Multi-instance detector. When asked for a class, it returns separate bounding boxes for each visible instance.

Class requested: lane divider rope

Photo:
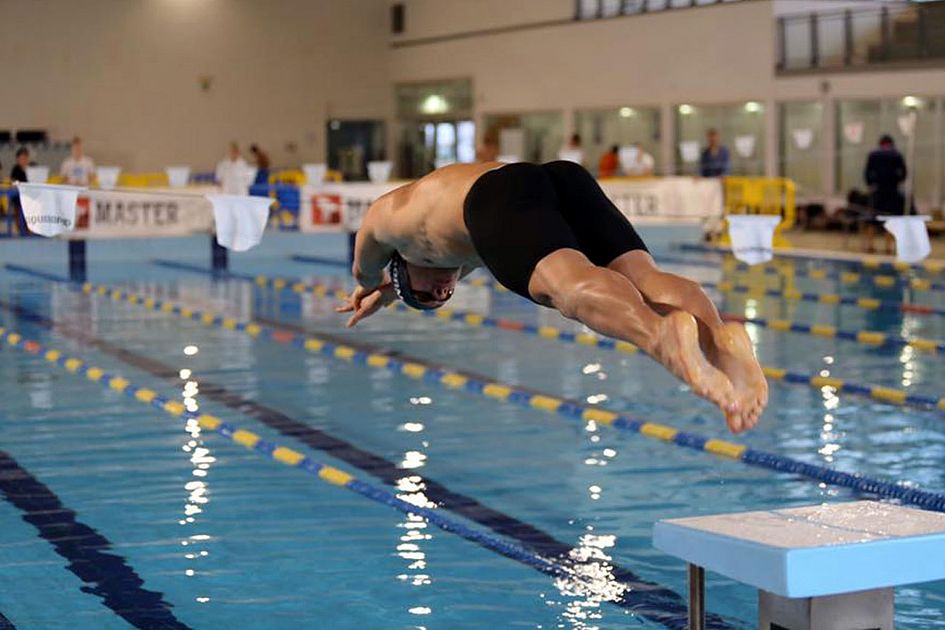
[0,327,580,582]
[284,254,945,317]
[706,279,945,318]
[660,254,945,293]
[247,274,945,411]
[676,242,945,275]
[75,281,945,513]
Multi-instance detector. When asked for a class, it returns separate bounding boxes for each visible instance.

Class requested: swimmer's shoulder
[369,161,506,223]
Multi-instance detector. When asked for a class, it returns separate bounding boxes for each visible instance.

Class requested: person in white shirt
[620,142,655,177]
[557,133,585,165]
[215,142,254,195]
[59,137,96,185]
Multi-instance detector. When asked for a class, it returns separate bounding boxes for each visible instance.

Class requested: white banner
[598,177,723,222]
[299,177,721,234]
[74,187,215,238]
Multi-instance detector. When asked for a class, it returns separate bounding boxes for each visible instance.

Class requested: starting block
[654,501,945,629]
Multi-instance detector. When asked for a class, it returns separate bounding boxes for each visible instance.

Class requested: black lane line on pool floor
[0,287,736,629]
[0,449,188,629]
[0,612,15,629]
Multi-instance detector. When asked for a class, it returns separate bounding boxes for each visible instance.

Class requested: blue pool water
[0,241,944,628]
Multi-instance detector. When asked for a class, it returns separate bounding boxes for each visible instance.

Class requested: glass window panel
[483,112,565,164]
[435,122,457,167]
[816,12,846,68]
[578,0,599,19]
[396,80,472,120]
[574,107,661,176]
[674,102,765,176]
[601,0,622,17]
[779,101,824,196]
[457,121,476,163]
[836,97,939,209]
[783,16,813,70]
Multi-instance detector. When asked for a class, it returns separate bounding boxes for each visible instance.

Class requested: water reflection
[177,366,215,603]
[394,407,435,619]
[549,529,627,630]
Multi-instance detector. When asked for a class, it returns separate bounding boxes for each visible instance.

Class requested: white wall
[390,1,777,110]
[1,0,390,171]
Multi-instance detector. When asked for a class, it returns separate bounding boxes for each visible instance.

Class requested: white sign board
[299,182,403,232]
[299,177,720,234]
[73,187,215,238]
[597,177,723,223]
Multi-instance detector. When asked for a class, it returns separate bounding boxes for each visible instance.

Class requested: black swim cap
[388,251,441,310]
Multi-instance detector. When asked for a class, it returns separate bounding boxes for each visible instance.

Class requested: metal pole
[906,108,917,214]
[810,12,820,69]
[688,564,705,630]
[68,239,87,283]
[880,6,890,61]
[211,234,228,273]
[843,9,853,66]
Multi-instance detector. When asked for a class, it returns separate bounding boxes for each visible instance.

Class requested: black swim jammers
[462,160,648,301]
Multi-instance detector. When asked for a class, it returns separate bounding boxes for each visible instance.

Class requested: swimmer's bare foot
[651,311,738,418]
[706,322,768,433]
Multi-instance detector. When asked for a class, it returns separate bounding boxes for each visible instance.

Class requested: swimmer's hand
[336,283,397,327]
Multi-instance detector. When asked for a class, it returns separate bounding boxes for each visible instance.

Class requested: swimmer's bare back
[358,162,503,277]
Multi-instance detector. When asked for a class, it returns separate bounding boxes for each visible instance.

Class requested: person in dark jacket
[863,134,907,254]
[10,147,29,183]
[8,148,31,236]
[699,129,730,177]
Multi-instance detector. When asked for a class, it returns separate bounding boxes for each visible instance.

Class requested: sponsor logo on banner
[343,198,372,231]
[76,197,91,229]
[93,198,181,227]
[71,191,212,237]
[310,194,342,225]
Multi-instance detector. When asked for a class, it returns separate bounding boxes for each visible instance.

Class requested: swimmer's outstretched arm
[351,211,395,289]
[338,202,399,326]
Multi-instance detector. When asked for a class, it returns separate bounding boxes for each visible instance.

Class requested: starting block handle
[689,563,705,630]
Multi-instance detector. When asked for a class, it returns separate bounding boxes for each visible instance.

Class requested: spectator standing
[249,144,271,185]
[862,134,907,254]
[699,128,730,177]
[621,142,655,176]
[60,137,96,185]
[215,142,252,194]
[598,145,620,178]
